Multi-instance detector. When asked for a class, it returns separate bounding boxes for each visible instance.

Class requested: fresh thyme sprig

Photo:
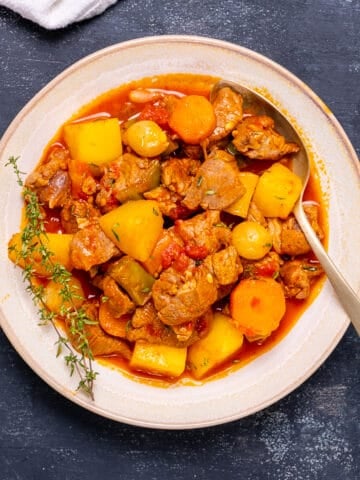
[6,156,98,400]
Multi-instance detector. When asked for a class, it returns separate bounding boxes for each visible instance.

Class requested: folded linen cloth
[0,0,119,29]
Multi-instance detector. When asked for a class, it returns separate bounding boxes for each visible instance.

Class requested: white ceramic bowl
[0,35,359,429]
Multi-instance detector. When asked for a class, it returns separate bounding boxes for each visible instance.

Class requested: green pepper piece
[108,255,155,306]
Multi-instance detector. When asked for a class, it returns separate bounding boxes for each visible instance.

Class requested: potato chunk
[63,118,122,166]
[187,312,244,379]
[99,200,163,262]
[225,171,259,217]
[252,163,302,218]
[130,341,187,377]
[8,232,73,276]
[43,277,84,314]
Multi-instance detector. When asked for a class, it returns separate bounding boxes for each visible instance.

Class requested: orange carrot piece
[168,95,216,144]
[230,277,286,341]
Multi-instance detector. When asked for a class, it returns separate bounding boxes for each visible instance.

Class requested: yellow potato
[252,162,302,218]
[43,277,84,314]
[63,118,122,166]
[225,172,259,217]
[99,199,163,262]
[130,341,187,377]
[187,312,244,379]
[231,221,272,260]
[8,232,73,276]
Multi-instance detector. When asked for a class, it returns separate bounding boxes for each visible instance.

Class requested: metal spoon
[211,80,360,335]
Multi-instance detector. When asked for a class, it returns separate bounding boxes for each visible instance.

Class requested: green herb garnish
[6,156,98,400]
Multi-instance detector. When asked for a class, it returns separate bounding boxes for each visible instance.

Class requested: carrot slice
[168,95,216,144]
[230,277,286,341]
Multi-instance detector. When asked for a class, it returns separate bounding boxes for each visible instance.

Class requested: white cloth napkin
[0,0,119,29]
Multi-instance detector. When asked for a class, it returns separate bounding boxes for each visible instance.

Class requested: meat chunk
[126,301,209,347]
[208,87,243,143]
[242,251,282,278]
[70,223,119,271]
[182,144,204,160]
[205,246,243,285]
[268,204,324,256]
[142,227,184,277]
[67,302,131,359]
[84,322,131,359]
[26,146,69,188]
[94,275,135,318]
[152,263,218,325]
[303,204,324,240]
[144,186,191,220]
[247,200,267,226]
[280,218,311,256]
[183,151,245,210]
[112,153,161,203]
[161,158,201,196]
[232,115,300,160]
[26,146,71,209]
[96,153,160,207]
[61,199,100,233]
[280,259,323,299]
[175,210,231,254]
[36,171,71,209]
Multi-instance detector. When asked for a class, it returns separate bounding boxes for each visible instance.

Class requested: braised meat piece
[280,259,323,299]
[247,200,267,226]
[279,217,310,256]
[142,226,184,277]
[67,302,131,359]
[112,153,161,203]
[144,186,191,220]
[268,204,324,256]
[208,87,243,143]
[94,275,135,318]
[232,115,300,160]
[70,223,119,271]
[182,144,204,159]
[26,147,71,209]
[205,246,243,285]
[161,158,201,196]
[61,199,100,233]
[183,151,245,210]
[242,251,282,279]
[303,204,324,240]
[84,321,131,359]
[96,153,160,207]
[152,263,218,325]
[126,301,210,347]
[26,146,69,188]
[37,171,71,209]
[175,210,231,254]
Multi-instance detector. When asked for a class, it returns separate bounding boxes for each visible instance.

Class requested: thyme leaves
[6,156,97,400]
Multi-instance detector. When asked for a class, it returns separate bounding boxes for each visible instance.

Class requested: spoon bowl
[211,80,360,335]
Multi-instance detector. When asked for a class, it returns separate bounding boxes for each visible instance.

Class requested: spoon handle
[294,206,360,336]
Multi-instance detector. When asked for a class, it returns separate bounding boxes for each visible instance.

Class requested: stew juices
[8,74,326,387]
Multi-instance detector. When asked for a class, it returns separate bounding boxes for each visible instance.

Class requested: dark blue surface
[0,1,359,479]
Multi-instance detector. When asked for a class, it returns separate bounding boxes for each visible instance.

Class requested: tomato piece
[161,242,183,270]
[139,104,170,127]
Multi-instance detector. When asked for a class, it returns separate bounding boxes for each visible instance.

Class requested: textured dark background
[0,1,359,479]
